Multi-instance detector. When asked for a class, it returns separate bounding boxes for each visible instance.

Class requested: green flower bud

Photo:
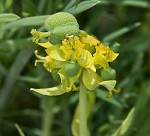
[101,67,116,80]
[45,12,80,42]
[45,12,79,30]
[53,25,80,40]
[65,61,80,77]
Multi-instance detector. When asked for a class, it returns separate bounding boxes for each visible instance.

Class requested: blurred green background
[0,0,150,136]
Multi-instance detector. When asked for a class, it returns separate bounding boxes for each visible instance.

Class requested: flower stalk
[79,81,87,136]
[42,97,54,136]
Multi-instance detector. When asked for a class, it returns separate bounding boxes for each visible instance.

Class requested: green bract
[65,61,80,77]
[101,67,116,80]
[45,12,80,41]
[51,69,61,83]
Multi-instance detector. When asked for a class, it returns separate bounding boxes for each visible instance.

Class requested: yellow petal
[77,49,94,68]
[73,36,85,49]
[94,53,109,69]
[46,45,66,61]
[43,57,65,71]
[59,45,72,59]
[96,44,119,62]
[80,35,100,46]
[38,42,53,48]
[74,48,84,60]
[106,51,119,62]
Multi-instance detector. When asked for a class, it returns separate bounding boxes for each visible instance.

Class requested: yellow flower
[76,49,94,69]
[60,38,72,59]
[94,43,119,69]
[80,34,100,46]
[30,30,119,97]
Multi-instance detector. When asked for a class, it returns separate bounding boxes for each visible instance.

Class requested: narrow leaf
[15,124,26,136]
[0,15,50,31]
[112,108,135,136]
[65,0,100,15]
[103,22,141,42]
[100,0,150,9]
[0,47,34,111]
[0,13,20,22]
[63,0,77,11]
[121,0,150,8]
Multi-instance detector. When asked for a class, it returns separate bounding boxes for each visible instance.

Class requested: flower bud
[65,61,80,77]
[52,25,80,40]
[45,12,80,41]
[101,67,116,80]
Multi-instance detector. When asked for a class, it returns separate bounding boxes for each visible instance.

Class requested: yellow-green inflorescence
[30,12,120,97]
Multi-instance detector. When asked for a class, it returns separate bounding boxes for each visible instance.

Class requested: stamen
[35,60,46,66]
[106,91,112,98]
[113,88,121,93]
[34,50,47,60]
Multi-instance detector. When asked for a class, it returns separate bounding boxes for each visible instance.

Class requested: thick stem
[42,97,54,136]
[79,81,87,136]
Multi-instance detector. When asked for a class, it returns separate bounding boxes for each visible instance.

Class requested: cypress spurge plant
[30,12,119,136]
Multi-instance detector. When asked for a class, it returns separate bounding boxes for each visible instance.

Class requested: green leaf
[15,124,26,136]
[103,22,141,42]
[100,0,150,9]
[112,108,135,136]
[30,86,66,96]
[0,39,34,51]
[0,63,7,76]
[18,75,41,83]
[65,0,100,15]
[121,0,150,8]
[0,15,49,31]
[5,0,12,9]
[125,80,150,136]
[0,46,34,111]
[120,35,150,53]
[63,0,77,11]
[0,13,20,22]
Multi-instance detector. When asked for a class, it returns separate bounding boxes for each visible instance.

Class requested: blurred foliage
[0,0,150,136]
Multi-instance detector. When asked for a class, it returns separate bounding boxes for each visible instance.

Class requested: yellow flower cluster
[30,30,119,97]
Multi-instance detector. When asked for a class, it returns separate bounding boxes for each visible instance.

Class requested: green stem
[31,29,51,43]
[40,31,51,38]
[79,81,87,136]
[42,97,54,136]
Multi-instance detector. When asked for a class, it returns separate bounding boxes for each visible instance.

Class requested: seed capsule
[101,67,116,80]
[65,61,80,77]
